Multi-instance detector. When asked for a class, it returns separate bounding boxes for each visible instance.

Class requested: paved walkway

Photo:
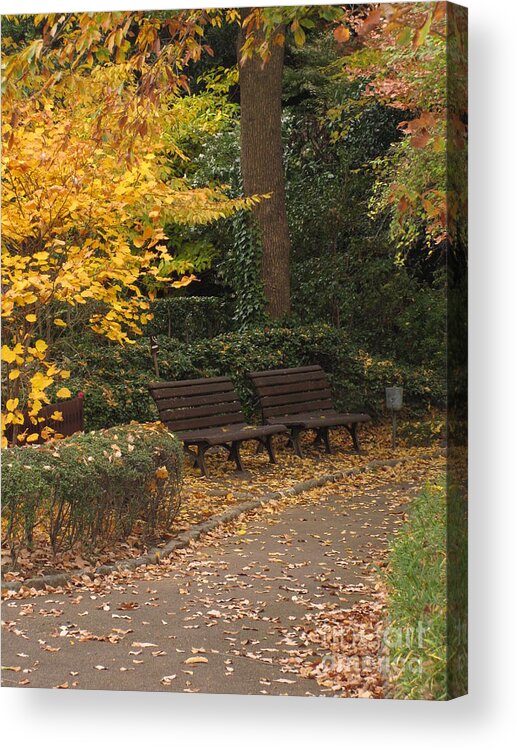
[2,479,415,696]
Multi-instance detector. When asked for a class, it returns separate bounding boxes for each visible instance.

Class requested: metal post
[392,410,397,450]
[386,386,403,451]
[149,336,160,379]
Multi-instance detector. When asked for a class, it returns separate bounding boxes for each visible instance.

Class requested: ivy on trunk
[238,13,291,319]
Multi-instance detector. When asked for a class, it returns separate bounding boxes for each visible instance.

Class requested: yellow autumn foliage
[1,53,258,445]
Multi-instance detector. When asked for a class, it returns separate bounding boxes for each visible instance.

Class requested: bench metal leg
[229,441,244,472]
[346,423,361,452]
[288,428,304,458]
[196,445,209,476]
[184,444,209,476]
[184,445,198,467]
[313,427,332,453]
[264,435,277,464]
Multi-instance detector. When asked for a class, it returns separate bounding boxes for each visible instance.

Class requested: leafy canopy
[1,15,260,445]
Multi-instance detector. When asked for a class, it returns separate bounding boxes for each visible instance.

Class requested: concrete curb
[1,450,444,593]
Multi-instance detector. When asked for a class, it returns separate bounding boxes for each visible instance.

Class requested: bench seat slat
[267,412,371,427]
[174,423,286,445]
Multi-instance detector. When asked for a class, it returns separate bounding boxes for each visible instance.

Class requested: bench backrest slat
[148,377,246,433]
[249,366,335,420]
[155,391,239,411]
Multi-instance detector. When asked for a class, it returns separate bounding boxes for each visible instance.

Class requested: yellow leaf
[9,369,20,380]
[6,398,19,412]
[56,387,71,399]
[172,274,197,289]
[49,410,63,421]
[54,319,67,327]
[26,433,40,443]
[40,426,56,439]
[30,372,53,394]
[28,399,43,417]
[25,314,37,323]
[2,345,17,364]
[155,466,169,480]
[35,339,48,353]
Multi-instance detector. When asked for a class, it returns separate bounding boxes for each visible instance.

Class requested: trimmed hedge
[145,296,232,342]
[2,424,183,558]
[57,324,445,431]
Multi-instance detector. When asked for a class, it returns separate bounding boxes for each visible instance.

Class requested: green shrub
[2,424,183,558]
[145,296,232,342]
[57,324,445,431]
[292,254,446,372]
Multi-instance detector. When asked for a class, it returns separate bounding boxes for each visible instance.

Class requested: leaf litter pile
[2,445,444,698]
[2,422,442,582]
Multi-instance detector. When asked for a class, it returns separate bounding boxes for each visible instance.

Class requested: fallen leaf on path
[184,656,208,665]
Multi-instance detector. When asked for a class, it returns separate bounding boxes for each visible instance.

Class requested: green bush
[57,324,445,431]
[2,424,183,558]
[145,296,232,342]
[292,254,446,372]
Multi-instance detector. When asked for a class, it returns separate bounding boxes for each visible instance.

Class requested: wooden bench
[148,376,287,477]
[4,394,84,446]
[248,365,371,457]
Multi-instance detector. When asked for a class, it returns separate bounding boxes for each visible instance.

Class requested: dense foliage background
[2,6,457,439]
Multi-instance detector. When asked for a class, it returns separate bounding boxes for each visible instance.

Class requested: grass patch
[384,480,448,700]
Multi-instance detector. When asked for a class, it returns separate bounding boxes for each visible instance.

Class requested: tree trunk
[238,18,291,319]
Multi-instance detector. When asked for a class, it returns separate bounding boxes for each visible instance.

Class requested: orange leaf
[333,25,350,44]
